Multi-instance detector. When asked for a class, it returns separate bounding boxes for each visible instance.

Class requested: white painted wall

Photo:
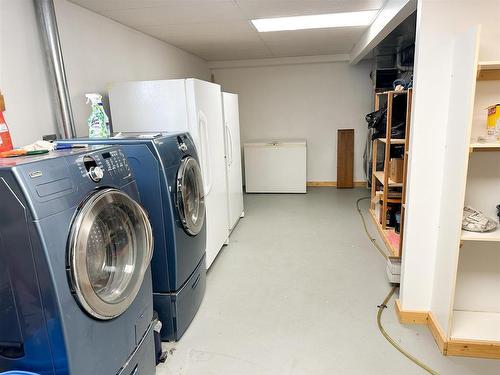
[54,0,209,136]
[211,59,372,182]
[0,0,209,146]
[400,0,500,316]
[0,0,57,146]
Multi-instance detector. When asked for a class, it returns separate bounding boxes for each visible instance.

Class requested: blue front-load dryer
[58,133,207,341]
[0,146,156,374]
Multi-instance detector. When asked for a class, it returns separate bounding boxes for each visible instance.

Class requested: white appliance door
[186,79,229,269]
[108,79,189,133]
[222,92,244,231]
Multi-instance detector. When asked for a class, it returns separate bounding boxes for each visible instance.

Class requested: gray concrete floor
[158,188,500,375]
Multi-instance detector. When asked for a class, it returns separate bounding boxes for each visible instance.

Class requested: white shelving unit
[428,26,500,358]
[451,311,500,342]
[461,228,500,241]
[469,142,500,151]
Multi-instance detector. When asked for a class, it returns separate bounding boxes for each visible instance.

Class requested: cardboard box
[390,158,404,183]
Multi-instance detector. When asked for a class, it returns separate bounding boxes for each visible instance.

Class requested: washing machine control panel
[101,149,130,176]
[78,149,130,182]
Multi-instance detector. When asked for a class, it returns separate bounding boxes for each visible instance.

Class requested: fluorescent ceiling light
[251,10,379,32]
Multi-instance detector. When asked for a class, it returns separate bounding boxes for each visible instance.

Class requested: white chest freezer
[244,139,307,193]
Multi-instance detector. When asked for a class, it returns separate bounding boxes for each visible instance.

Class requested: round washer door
[68,188,153,320]
[176,156,205,236]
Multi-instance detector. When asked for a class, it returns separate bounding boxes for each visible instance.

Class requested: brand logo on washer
[29,171,43,178]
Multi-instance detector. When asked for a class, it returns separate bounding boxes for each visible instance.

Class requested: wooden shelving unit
[451,59,500,355]
[469,142,500,152]
[403,30,500,358]
[369,89,413,258]
[377,138,406,145]
[395,30,500,362]
[368,209,400,257]
[373,171,403,187]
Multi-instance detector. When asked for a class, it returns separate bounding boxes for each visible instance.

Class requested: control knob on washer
[88,166,104,182]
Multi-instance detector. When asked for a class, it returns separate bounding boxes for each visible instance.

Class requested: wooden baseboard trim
[306,181,367,187]
[447,339,500,359]
[395,303,500,359]
[395,300,428,325]
[427,312,448,354]
[395,303,447,354]
[307,181,336,187]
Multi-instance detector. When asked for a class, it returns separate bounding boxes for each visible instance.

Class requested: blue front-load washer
[0,146,156,374]
[58,133,207,341]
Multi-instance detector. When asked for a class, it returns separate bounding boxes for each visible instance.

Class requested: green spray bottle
[86,93,110,138]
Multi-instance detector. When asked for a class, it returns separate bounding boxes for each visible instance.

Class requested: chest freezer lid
[244,139,307,147]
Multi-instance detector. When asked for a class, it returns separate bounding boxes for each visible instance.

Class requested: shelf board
[377,138,406,145]
[376,90,408,96]
[477,61,500,81]
[469,142,500,152]
[478,61,500,70]
[373,171,403,187]
[451,310,500,342]
[461,227,500,242]
[368,209,400,258]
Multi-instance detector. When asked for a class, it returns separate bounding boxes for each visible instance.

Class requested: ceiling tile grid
[70,0,384,61]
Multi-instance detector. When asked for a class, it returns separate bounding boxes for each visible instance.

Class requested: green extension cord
[356,197,440,375]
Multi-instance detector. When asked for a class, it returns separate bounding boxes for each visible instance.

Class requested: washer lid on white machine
[68,188,153,320]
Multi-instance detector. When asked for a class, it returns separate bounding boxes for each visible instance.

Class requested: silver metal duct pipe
[34,0,76,138]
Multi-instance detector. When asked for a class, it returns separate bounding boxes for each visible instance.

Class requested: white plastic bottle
[86,93,110,138]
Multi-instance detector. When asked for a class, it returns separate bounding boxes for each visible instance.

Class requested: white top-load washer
[109,78,229,269]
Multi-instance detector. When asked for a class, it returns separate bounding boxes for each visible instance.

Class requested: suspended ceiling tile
[176,40,275,61]
[140,20,256,40]
[70,0,229,12]
[234,0,385,19]
[99,1,244,28]
[261,27,366,56]
[68,0,385,61]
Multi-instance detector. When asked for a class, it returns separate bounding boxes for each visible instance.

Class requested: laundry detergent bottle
[86,93,110,138]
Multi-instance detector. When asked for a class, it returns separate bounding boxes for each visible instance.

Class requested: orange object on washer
[0,98,14,153]
[0,149,26,158]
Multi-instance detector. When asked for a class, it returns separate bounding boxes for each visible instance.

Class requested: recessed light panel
[251,11,379,32]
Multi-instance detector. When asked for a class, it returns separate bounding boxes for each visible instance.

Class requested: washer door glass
[176,156,205,236]
[68,188,153,320]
